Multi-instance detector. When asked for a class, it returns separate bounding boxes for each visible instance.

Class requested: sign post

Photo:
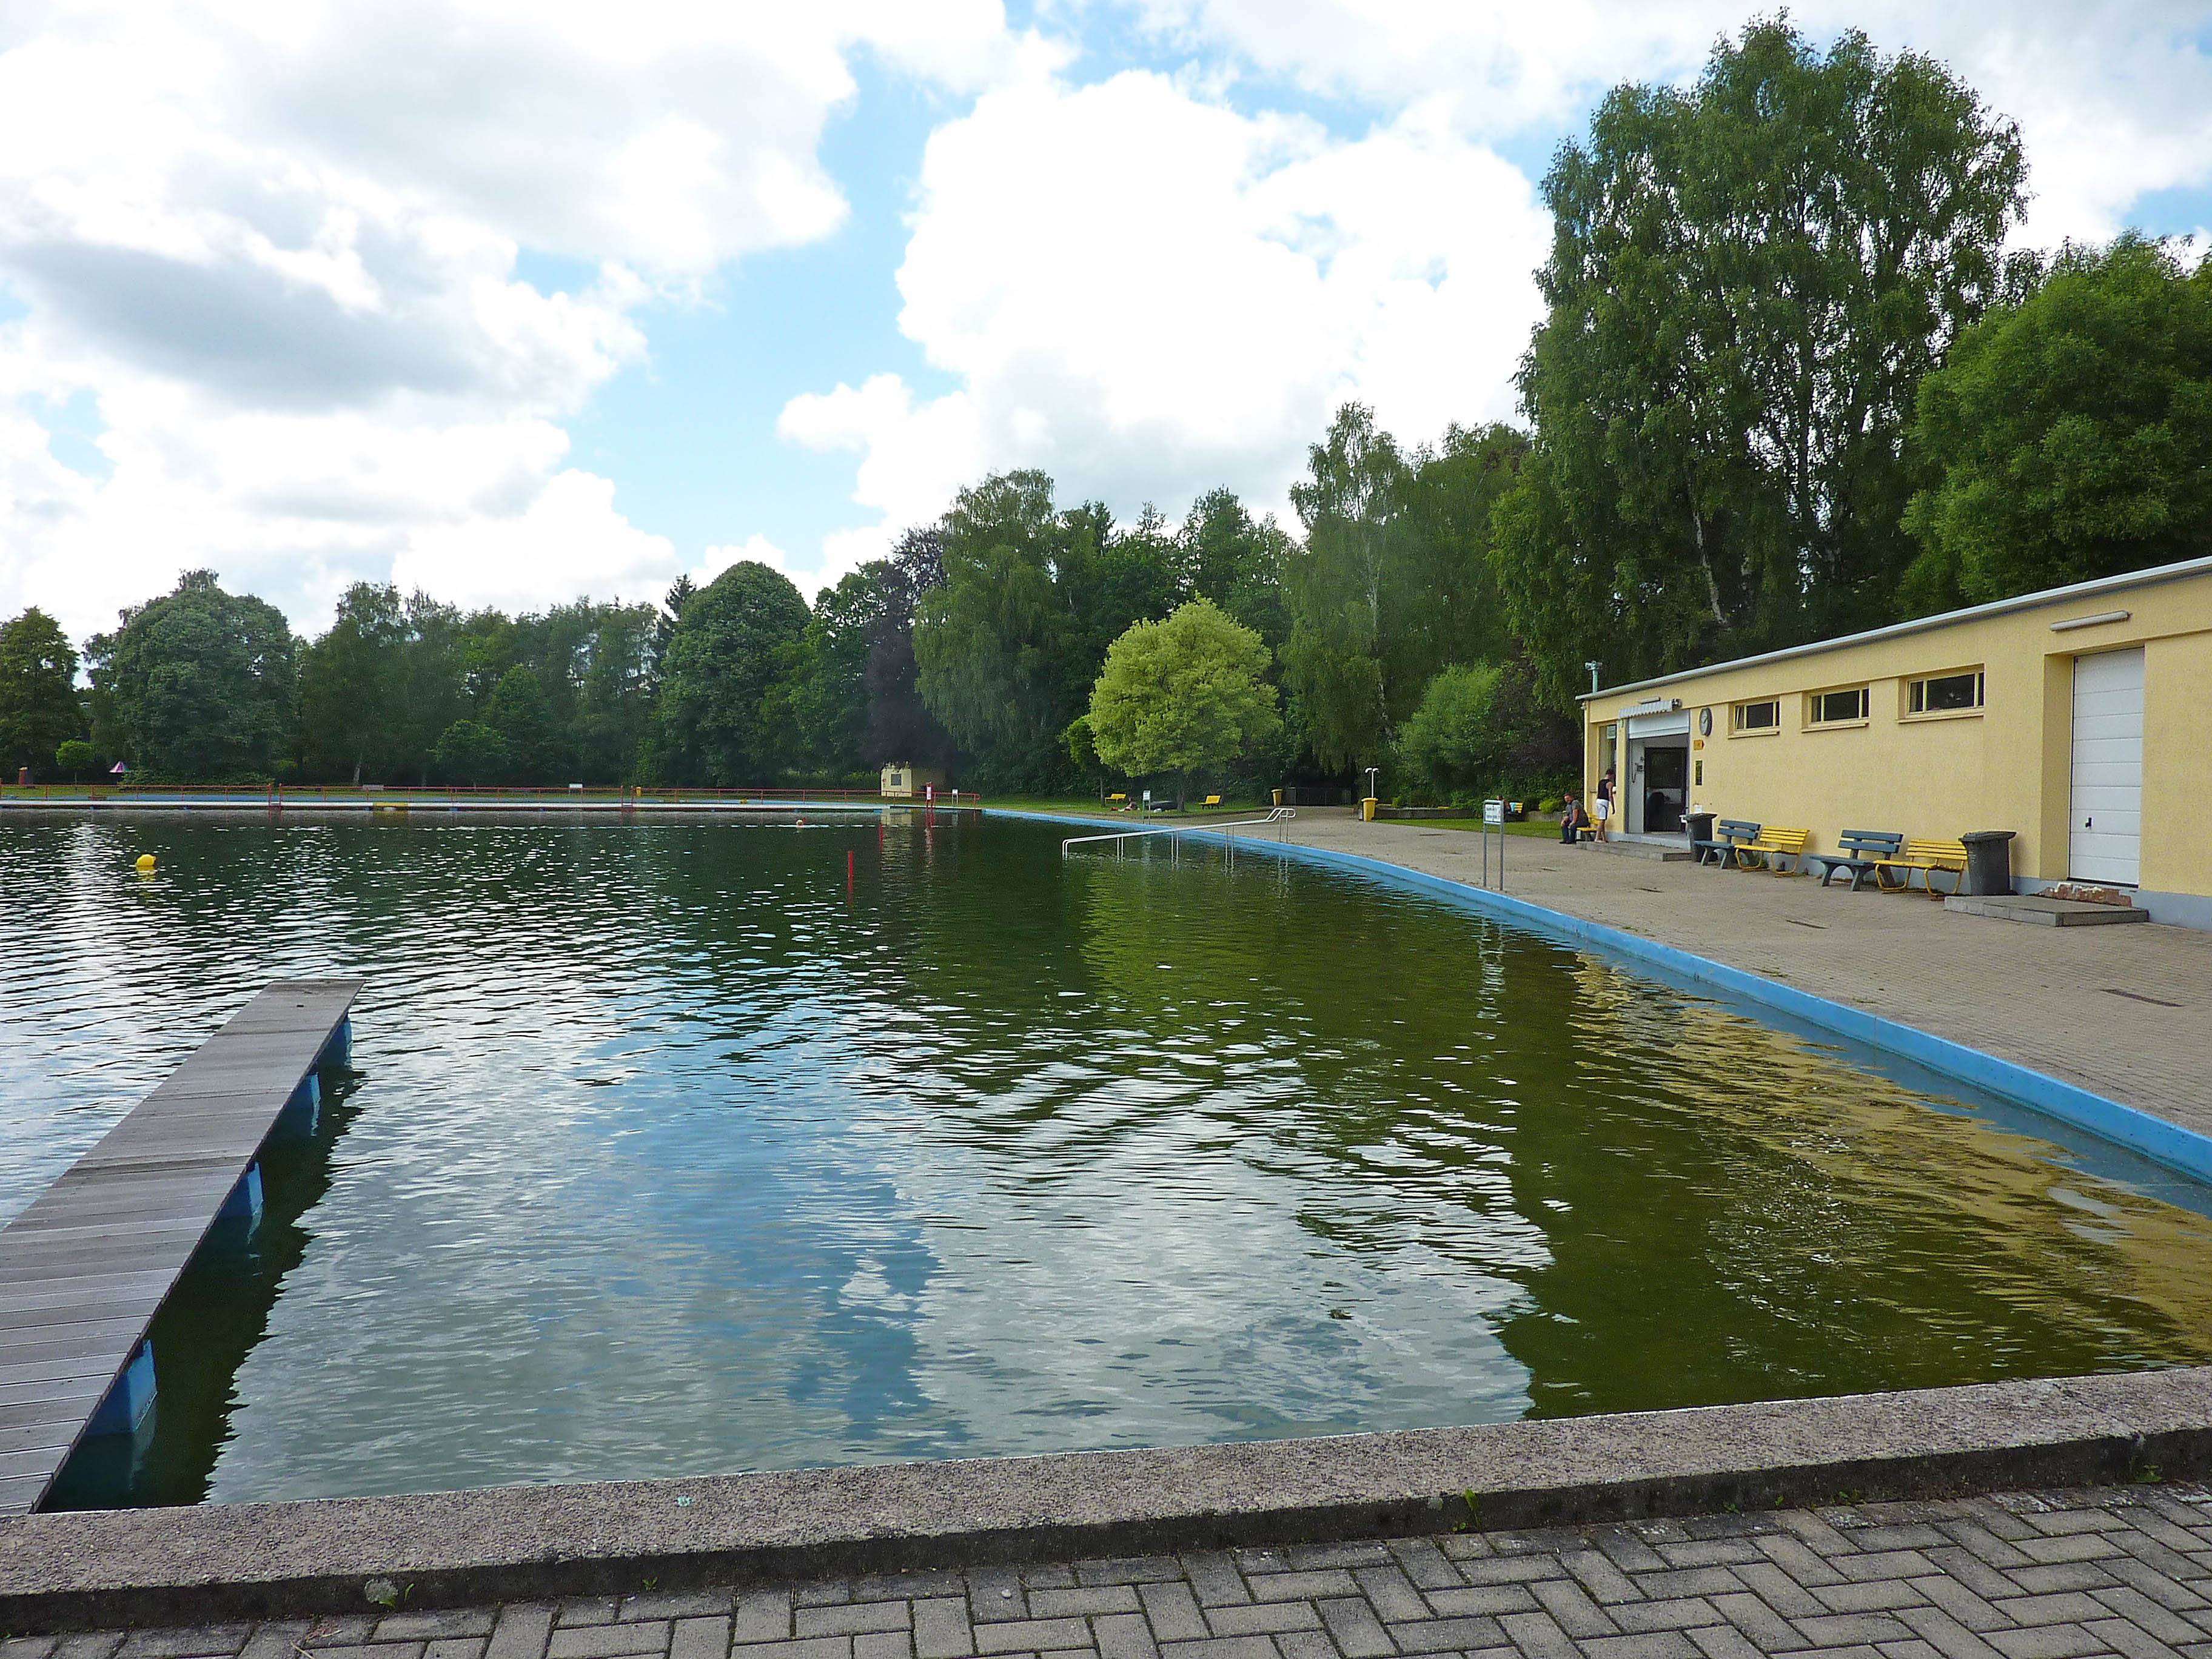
[1484,798,1506,891]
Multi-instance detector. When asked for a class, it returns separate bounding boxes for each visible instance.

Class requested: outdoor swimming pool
[7,813,2212,1509]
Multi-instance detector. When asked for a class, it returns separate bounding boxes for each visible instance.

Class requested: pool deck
[1266,816,2212,1147]
[11,1476,2212,1659]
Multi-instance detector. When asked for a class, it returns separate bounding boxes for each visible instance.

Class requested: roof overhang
[1577,554,2212,705]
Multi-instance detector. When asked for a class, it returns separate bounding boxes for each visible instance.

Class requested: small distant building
[880,763,947,798]
[1579,554,2212,926]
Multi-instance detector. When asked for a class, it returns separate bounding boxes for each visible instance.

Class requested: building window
[1908,669,1984,714]
[1808,687,1870,726]
[1732,699,1780,733]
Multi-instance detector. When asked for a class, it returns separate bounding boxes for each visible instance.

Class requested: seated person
[1559,794,1589,843]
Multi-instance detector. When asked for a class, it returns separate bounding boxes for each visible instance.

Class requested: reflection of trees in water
[1067,848,1549,1282]
[45,1072,369,1510]
[1492,957,2212,1417]
[27,815,2212,1492]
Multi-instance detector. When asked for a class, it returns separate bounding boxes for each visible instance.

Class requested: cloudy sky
[2,1,2210,645]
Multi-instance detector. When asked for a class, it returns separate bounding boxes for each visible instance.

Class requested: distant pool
[6,813,2212,1509]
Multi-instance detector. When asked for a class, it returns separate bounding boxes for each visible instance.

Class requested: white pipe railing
[1062,807,1296,861]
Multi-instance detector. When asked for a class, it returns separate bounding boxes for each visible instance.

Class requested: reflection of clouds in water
[817,858,1543,1449]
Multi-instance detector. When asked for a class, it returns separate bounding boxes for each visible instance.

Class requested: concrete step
[1592,839,1695,863]
[1944,894,2148,927]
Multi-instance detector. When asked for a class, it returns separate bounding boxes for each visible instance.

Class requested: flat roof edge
[1578,554,2212,703]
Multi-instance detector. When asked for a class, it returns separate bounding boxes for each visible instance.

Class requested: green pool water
[5,812,2210,1508]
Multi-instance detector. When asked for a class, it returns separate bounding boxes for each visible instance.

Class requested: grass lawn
[1412,817,1566,840]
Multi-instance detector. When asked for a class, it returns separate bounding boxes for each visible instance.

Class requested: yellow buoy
[134,853,156,873]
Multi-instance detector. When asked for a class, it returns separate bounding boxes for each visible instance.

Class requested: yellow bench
[1874,837,1967,897]
[1734,826,1810,875]
[1199,794,1222,809]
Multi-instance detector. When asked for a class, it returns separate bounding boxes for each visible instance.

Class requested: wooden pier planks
[0,979,363,1517]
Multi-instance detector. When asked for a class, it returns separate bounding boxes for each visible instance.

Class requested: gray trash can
[1686,810,1716,846]
[1960,830,2016,896]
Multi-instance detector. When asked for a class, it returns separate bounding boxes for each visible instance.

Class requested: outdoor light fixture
[2049,611,2131,632]
[1584,660,1601,693]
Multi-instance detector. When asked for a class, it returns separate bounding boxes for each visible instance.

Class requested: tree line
[5,21,2208,802]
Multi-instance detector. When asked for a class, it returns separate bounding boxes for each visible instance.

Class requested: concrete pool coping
[4,1367,2211,1632]
[992,808,2212,1185]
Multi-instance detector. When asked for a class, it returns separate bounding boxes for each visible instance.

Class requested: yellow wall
[1581,566,2212,895]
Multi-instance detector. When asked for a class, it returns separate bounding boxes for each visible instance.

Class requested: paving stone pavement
[16,1486,2212,1659]
[1278,818,2212,1141]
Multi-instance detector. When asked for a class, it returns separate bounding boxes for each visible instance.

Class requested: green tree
[431,720,510,785]
[0,607,83,776]
[1085,599,1281,799]
[85,571,297,777]
[788,565,890,778]
[484,666,558,782]
[1398,663,1509,800]
[860,529,957,771]
[1496,19,2028,705]
[1903,236,2212,608]
[655,560,811,784]
[298,582,407,784]
[1282,408,1524,774]
[56,738,94,779]
[914,472,1077,788]
[572,601,660,782]
[397,592,470,783]
[1177,488,1292,657]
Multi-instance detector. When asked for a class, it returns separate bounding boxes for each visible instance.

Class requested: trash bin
[1960,830,2016,896]
[1686,810,1716,847]
[1361,797,1378,822]
[1272,788,1283,807]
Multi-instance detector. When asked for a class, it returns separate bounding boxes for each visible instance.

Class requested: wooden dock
[0,979,363,1516]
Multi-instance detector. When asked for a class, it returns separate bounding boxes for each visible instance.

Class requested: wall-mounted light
[2049,610,2131,632]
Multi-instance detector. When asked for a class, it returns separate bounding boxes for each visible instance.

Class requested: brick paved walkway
[1279,819,2212,1142]
[17,1487,2212,1659]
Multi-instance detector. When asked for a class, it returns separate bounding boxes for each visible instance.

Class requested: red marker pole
[847,849,856,893]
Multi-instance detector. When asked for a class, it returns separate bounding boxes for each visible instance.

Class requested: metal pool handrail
[1062,808,1296,858]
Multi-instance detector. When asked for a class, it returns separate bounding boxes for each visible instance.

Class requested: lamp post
[1584,660,1602,695]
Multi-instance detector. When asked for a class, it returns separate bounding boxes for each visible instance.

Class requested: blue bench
[1808,829,1904,893]
[1693,818,1761,868]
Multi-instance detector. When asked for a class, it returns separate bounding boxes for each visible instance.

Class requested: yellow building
[1580,554,2212,927]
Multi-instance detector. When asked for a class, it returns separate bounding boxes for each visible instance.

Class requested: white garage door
[2070,647,2143,886]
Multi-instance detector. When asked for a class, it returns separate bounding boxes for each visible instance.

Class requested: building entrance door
[1635,741,1689,834]
[2070,646,2143,886]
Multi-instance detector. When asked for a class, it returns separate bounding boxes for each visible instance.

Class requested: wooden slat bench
[1736,826,1811,875]
[1692,819,1761,868]
[1808,830,1903,893]
[1875,837,1969,898]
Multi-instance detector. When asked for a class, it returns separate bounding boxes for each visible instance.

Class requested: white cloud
[392,468,677,615]
[1122,0,2212,246]
[786,4,2212,560]
[0,0,1021,642]
[783,67,1549,548]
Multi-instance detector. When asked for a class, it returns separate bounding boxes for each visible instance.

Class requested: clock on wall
[1698,707,1713,736]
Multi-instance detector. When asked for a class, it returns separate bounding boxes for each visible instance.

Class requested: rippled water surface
[7,813,2212,1508]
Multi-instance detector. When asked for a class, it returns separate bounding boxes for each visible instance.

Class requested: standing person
[1593,768,1615,841]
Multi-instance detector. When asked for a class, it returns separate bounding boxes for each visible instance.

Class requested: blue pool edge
[992,807,2212,1187]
